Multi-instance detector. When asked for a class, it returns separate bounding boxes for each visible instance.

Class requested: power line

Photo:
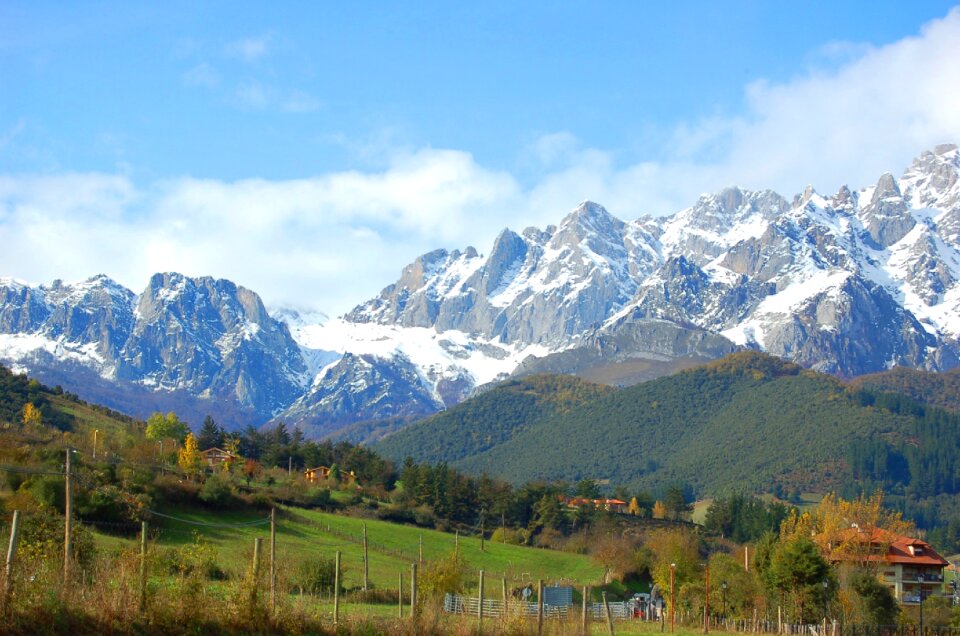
[144,509,270,528]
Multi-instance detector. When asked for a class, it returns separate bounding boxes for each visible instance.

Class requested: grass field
[89,503,606,593]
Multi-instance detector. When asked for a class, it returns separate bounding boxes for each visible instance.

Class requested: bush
[198,474,235,508]
[292,557,338,595]
[151,474,201,505]
[418,551,467,601]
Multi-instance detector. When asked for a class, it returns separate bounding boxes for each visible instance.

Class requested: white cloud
[2,9,960,316]
[224,34,271,62]
[182,62,220,88]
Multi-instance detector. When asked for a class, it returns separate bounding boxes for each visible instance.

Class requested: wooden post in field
[478,569,485,633]
[537,579,544,636]
[333,550,341,626]
[139,521,148,612]
[744,546,749,571]
[363,522,369,592]
[502,577,508,617]
[64,448,72,587]
[582,586,590,635]
[480,520,485,552]
[455,529,459,557]
[4,510,21,606]
[418,534,423,563]
[398,571,403,618]
[270,508,276,614]
[704,561,710,634]
[251,537,262,608]
[602,591,615,636]
[410,562,417,616]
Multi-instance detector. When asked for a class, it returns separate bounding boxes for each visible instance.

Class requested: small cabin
[200,447,238,467]
[304,466,358,484]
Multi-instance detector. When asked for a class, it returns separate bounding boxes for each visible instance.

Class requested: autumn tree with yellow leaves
[178,432,202,480]
[21,402,42,427]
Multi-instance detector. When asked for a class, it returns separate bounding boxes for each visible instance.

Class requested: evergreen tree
[196,415,224,450]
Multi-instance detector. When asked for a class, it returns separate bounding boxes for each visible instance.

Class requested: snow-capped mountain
[0,273,307,425]
[2,144,959,435]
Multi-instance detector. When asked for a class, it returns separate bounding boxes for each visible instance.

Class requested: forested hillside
[849,366,960,413]
[375,374,613,463]
[377,353,927,497]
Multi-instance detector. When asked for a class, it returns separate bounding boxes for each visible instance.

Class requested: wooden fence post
[537,579,544,636]
[602,591,615,636]
[502,577,508,618]
[4,510,21,607]
[411,562,418,619]
[138,521,148,612]
[478,569,484,633]
[334,550,341,627]
[398,571,403,618]
[270,508,276,614]
[250,537,262,609]
[582,585,589,635]
[363,522,369,592]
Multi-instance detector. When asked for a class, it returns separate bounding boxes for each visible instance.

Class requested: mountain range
[1,143,958,434]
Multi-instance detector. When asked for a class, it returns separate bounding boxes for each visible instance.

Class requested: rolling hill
[375,352,935,496]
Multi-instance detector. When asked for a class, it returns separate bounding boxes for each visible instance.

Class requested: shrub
[418,551,467,601]
[198,474,235,508]
[292,557,338,595]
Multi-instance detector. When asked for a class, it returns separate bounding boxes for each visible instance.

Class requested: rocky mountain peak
[872,172,902,203]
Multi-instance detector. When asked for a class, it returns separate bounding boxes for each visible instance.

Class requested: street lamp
[670,563,676,633]
[918,573,924,636]
[721,581,727,621]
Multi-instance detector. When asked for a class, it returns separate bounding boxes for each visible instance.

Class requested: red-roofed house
[830,527,948,604]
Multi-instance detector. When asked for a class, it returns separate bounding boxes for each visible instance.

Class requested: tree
[242,458,262,487]
[196,415,224,450]
[664,484,692,520]
[628,497,641,516]
[146,412,189,443]
[850,568,898,625]
[178,432,202,479]
[647,528,702,607]
[21,402,42,427]
[652,500,668,519]
[767,536,834,623]
[575,478,601,500]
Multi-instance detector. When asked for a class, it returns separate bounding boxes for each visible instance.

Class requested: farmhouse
[200,447,238,467]
[563,497,629,513]
[829,527,948,604]
[304,465,357,484]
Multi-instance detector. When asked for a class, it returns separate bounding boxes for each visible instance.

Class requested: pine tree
[196,415,224,450]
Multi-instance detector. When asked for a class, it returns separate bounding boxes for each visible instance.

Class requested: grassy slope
[101,505,604,590]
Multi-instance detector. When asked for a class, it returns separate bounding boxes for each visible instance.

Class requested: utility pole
[92,429,98,460]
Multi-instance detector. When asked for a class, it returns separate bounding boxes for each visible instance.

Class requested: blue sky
[2,2,960,314]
